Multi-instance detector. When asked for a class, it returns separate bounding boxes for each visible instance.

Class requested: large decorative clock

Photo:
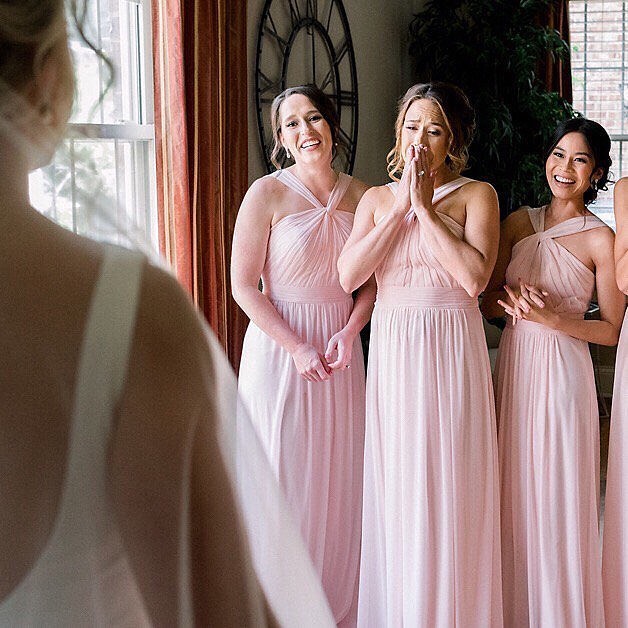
[255,0,359,174]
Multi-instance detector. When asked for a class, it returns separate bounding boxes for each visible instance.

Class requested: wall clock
[255,0,359,174]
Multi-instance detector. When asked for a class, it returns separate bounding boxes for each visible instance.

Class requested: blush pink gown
[602,308,628,626]
[496,206,605,628]
[357,178,503,627]
[238,169,365,627]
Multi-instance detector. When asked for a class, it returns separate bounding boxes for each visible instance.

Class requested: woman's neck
[433,166,458,189]
[546,195,588,223]
[0,149,32,226]
[290,161,338,192]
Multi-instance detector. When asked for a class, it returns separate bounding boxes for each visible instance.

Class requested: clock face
[255,0,358,174]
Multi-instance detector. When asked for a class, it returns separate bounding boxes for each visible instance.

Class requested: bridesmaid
[231,85,374,626]
[482,118,625,627]
[339,82,503,626]
[602,176,628,626]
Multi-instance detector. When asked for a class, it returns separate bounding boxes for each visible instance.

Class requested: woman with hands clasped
[338,83,503,626]
[481,118,624,627]
[232,85,374,626]
[602,176,628,627]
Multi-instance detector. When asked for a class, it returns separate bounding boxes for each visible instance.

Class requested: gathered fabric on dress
[357,178,503,627]
[238,169,365,626]
[602,308,628,626]
[496,206,605,628]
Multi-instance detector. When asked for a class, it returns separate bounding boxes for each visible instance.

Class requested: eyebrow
[405,119,444,127]
[283,109,320,120]
[554,144,592,157]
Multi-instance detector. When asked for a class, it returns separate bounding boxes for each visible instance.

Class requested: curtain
[540,0,573,102]
[152,0,249,370]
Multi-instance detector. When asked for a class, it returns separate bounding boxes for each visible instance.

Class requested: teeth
[301,140,319,149]
[555,175,575,184]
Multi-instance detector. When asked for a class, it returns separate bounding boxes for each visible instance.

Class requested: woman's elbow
[463,277,487,300]
[617,275,628,296]
[337,259,357,294]
[606,326,621,347]
[339,275,357,294]
[231,282,250,308]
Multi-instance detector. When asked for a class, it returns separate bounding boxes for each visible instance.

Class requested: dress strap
[272,169,349,210]
[432,176,473,205]
[326,172,352,212]
[541,213,607,239]
[58,246,145,537]
[525,206,545,233]
[385,176,473,205]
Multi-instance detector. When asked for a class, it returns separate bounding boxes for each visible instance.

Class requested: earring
[590,178,598,191]
[285,148,291,159]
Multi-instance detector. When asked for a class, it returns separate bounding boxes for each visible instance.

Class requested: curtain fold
[152,0,248,370]
[540,0,573,102]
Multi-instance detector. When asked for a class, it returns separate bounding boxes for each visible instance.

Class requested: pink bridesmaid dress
[602,308,628,626]
[496,206,605,627]
[238,169,365,626]
[357,178,503,627]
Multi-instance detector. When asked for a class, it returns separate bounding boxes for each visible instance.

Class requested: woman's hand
[324,327,356,371]
[410,144,435,216]
[291,342,332,382]
[499,282,553,327]
[394,145,415,215]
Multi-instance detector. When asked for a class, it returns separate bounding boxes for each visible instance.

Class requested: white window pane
[569,0,628,228]
[69,0,147,125]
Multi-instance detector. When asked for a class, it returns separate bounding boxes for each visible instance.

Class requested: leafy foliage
[408,0,576,214]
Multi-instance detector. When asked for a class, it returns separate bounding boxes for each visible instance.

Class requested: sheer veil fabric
[0,78,335,626]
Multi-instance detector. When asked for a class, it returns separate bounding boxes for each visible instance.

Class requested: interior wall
[247,0,427,187]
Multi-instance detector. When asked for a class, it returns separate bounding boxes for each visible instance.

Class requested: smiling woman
[231,85,374,625]
[481,117,625,626]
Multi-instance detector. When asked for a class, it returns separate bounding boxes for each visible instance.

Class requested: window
[29,0,158,249]
[570,0,628,229]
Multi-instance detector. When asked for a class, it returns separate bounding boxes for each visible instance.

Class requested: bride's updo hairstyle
[0,1,72,110]
[387,82,475,181]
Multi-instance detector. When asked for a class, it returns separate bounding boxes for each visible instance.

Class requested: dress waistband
[265,284,352,303]
[375,286,478,309]
[506,316,584,337]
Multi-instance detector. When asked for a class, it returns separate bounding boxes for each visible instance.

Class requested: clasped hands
[396,144,436,217]
[497,280,557,327]
[291,327,355,382]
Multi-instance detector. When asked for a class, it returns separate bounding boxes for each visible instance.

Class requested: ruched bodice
[375,178,471,290]
[506,206,605,317]
[496,205,606,627]
[263,170,354,295]
[358,176,503,626]
[238,167,365,625]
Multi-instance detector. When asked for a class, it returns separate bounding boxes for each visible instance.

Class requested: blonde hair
[387,82,475,181]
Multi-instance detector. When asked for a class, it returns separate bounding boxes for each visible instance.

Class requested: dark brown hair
[545,117,612,205]
[270,84,340,168]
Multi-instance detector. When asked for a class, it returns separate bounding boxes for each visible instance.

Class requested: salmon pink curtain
[152,0,248,369]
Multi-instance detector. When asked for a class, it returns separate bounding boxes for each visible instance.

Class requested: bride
[0,1,333,625]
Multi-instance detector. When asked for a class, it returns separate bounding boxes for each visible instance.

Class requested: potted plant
[408,0,575,214]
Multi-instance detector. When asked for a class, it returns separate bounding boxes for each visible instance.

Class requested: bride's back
[0,2,264,624]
